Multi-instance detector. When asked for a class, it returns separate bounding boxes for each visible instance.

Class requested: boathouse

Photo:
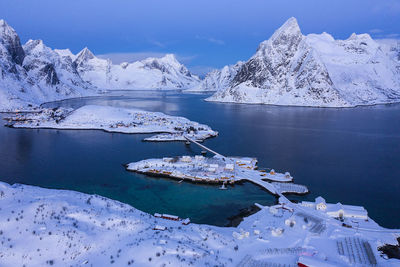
[161,214,180,221]
[154,225,166,231]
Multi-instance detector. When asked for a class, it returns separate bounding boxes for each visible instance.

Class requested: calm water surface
[1,91,399,228]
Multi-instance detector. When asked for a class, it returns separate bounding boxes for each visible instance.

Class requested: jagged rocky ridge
[0,20,200,111]
[207,17,400,107]
[0,20,96,111]
[74,49,199,90]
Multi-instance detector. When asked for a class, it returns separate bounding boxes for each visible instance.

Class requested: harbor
[126,137,308,196]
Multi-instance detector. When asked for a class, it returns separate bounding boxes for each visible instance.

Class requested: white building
[181,156,192,163]
[224,163,234,171]
[326,203,368,220]
[315,196,327,211]
[301,196,368,220]
[162,157,174,163]
[194,155,204,161]
[207,167,216,173]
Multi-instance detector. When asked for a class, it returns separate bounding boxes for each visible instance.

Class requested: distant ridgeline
[1,17,400,110]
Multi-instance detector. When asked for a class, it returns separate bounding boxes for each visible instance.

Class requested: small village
[126,136,309,197]
[125,154,308,194]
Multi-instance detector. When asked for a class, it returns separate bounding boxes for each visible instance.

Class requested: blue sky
[1,0,399,75]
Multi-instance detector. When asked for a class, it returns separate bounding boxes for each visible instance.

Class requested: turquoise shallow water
[1,91,399,228]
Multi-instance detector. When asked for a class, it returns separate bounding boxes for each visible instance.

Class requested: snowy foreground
[0,182,399,266]
[4,105,218,142]
[126,155,309,195]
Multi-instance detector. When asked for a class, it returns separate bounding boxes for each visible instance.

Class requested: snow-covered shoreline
[4,105,218,142]
[205,97,400,108]
[0,181,399,266]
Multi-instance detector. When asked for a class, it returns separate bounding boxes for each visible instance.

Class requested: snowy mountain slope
[0,19,200,111]
[23,40,93,97]
[207,17,400,107]
[75,50,200,90]
[185,61,243,92]
[0,20,97,111]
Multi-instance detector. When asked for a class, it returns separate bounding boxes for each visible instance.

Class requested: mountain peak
[270,17,302,41]
[347,33,373,41]
[23,39,47,54]
[0,19,25,65]
[162,54,177,61]
[76,47,95,61]
[0,19,7,27]
[255,17,303,57]
[159,54,182,66]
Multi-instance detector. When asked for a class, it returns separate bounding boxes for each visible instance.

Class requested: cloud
[195,35,225,45]
[97,52,197,65]
[382,33,400,39]
[371,33,400,39]
[369,29,383,34]
[148,40,166,48]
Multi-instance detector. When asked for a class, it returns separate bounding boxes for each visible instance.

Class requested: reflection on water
[2,90,400,228]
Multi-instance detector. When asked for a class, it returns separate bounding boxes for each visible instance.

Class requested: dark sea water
[1,91,399,228]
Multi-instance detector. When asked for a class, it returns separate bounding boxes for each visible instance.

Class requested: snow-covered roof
[315,196,326,204]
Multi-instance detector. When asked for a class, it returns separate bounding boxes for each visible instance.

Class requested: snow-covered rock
[207,17,400,107]
[75,50,200,90]
[185,61,243,92]
[0,20,97,111]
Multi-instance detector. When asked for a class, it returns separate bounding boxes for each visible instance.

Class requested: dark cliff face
[41,64,60,85]
[0,20,25,65]
[232,17,303,89]
[145,60,170,74]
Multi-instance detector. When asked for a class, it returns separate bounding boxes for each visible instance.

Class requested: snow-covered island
[205,17,400,107]
[1,181,399,266]
[126,154,308,195]
[4,105,218,142]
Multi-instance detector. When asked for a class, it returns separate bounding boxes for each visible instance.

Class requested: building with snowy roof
[301,196,368,220]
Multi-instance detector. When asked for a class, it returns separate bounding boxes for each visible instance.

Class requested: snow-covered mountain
[74,49,200,90]
[0,19,200,111]
[207,17,400,107]
[0,20,95,111]
[185,61,243,92]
